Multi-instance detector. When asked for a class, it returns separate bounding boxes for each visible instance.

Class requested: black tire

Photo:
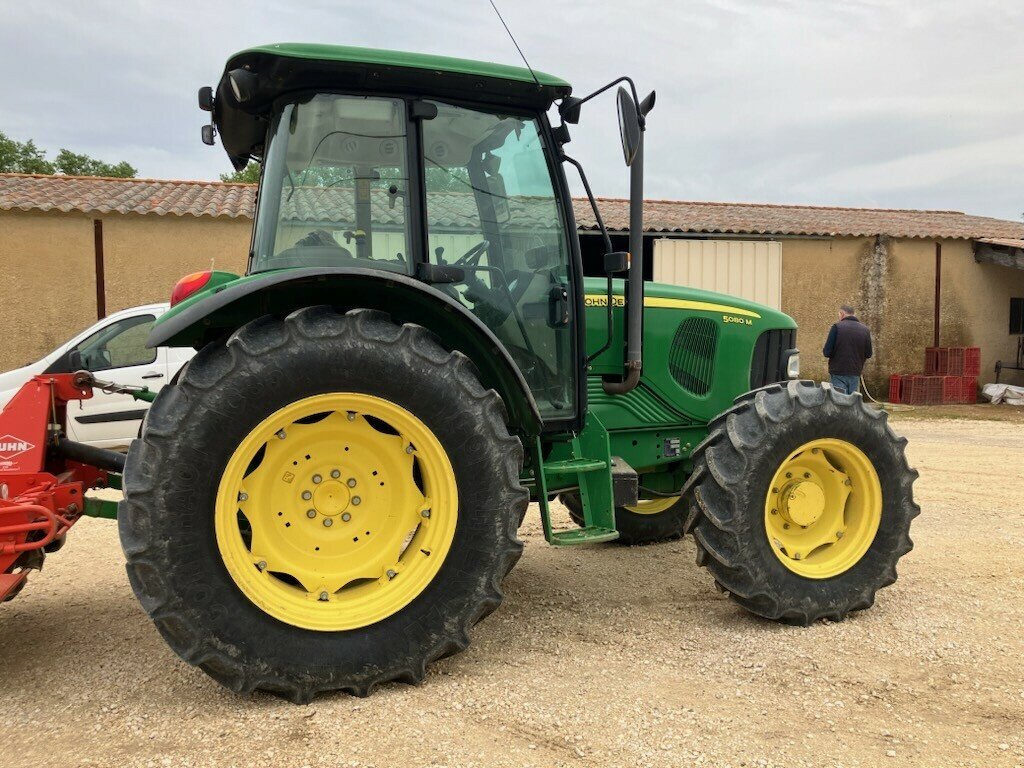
[682,381,919,625]
[119,307,527,701]
[559,491,686,545]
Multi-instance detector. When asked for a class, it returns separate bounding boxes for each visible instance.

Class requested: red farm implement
[0,373,153,603]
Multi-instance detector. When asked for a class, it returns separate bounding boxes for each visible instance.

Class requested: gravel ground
[2,415,1023,768]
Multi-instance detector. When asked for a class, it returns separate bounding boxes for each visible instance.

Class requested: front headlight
[786,351,800,379]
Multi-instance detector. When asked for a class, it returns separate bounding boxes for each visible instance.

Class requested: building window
[1011,298,1024,335]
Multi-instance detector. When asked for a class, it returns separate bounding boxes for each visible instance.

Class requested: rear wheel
[682,381,919,624]
[119,308,526,701]
[560,492,685,545]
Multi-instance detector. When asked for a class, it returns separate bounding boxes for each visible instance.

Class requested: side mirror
[68,349,85,372]
[198,86,214,112]
[616,87,641,167]
[602,251,630,274]
[201,124,215,146]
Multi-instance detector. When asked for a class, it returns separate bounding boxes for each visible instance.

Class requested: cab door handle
[141,372,165,380]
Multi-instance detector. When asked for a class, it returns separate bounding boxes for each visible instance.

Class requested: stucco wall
[0,210,251,370]
[780,237,870,385]
[101,213,250,315]
[780,236,1024,392]
[0,211,97,368]
[935,241,1024,384]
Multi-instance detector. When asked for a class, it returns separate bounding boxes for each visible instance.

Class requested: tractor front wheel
[119,308,526,701]
[682,381,919,624]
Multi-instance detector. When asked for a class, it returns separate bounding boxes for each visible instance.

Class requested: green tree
[0,132,55,174]
[54,149,136,178]
[0,131,136,177]
[220,162,261,183]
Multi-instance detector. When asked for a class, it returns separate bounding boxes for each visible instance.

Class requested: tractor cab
[175,43,652,431]
[250,89,577,418]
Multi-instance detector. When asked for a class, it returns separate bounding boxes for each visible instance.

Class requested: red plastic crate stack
[893,375,972,405]
[924,347,979,376]
[890,347,980,404]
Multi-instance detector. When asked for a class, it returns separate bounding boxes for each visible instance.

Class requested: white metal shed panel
[653,239,782,309]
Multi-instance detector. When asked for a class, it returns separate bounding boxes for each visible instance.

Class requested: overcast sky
[2,0,1022,220]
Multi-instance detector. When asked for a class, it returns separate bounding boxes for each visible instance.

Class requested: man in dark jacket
[823,304,872,394]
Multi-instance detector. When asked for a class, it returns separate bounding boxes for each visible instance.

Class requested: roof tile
[2,173,1023,241]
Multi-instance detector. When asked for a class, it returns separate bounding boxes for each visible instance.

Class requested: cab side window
[421,102,575,419]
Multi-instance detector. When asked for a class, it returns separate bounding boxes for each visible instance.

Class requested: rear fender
[147,267,542,434]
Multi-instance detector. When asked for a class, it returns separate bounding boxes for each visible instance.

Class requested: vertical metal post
[933,241,941,348]
[93,219,107,320]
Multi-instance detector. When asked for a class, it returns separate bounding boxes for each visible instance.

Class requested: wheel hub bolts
[257,560,267,571]
[331,469,341,479]
[312,474,322,484]
[319,591,329,601]
[302,490,312,500]
[306,509,317,519]
[386,569,397,580]
[323,518,333,527]
[347,478,357,488]
[352,496,361,506]
[342,513,352,522]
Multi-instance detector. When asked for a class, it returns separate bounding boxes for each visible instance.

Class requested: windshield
[251,94,412,273]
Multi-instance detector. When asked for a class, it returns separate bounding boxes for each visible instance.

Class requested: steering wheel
[453,240,490,267]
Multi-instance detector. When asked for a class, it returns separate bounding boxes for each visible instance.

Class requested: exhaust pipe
[603,98,648,395]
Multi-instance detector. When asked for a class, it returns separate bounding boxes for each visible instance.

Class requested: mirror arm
[562,76,647,130]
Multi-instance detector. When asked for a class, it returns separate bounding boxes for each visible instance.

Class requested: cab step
[549,526,619,546]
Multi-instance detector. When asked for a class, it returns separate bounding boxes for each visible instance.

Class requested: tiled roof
[586,198,1024,240]
[3,173,1023,241]
[0,173,256,218]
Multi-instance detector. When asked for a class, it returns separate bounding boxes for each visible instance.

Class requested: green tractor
[120,44,918,701]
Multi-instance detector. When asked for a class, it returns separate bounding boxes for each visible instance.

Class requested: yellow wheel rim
[215,393,457,632]
[764,438,881,579]
[624,497,678,515]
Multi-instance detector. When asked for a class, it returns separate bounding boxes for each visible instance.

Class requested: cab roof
[214,43,573,169]
[236,43,571,90]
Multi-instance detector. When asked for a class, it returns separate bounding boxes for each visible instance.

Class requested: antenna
[488,0,541,88]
